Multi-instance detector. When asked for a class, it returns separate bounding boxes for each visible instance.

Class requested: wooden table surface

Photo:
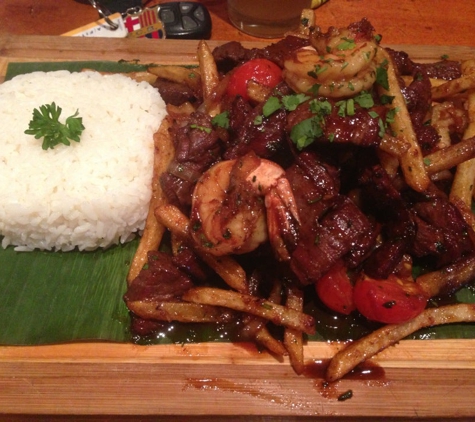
[0,0,473,46]
[1,1,475,421]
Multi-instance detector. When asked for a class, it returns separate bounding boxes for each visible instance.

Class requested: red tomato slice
[226,58,283,101]
[315,261,355,315]
[353,274,428,324]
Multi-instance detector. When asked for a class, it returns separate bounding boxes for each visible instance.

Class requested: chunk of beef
[124,251,193,303]
[410,190,475,267]
[212,36,310,73]
[153,79,201,106]
[291,195,376,285]
[287,152,375,284]
[224,93,291,160]
[358,165,416,278]
[402,72,440,152]
[160,111,222,209]
[387,48,462,80]
[287,100,385,147]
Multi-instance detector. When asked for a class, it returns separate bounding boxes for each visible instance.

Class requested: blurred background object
[226,0,312,38]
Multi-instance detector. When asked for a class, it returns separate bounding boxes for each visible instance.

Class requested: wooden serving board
[2,35,475,419]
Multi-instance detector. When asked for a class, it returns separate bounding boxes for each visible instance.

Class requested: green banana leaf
[1,61,475,346]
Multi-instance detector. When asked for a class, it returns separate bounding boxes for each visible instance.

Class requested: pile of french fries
[122,21,475,381]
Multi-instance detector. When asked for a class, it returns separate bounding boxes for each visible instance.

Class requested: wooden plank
[1,341,475,416]
[1,35,475,417]
[1,35,475,68]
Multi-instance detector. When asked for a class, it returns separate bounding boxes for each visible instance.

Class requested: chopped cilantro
[354,91,374,109]
[337,37,356,51]
[290,116,324,150]
[190,124,212,134]
[282,93,310,111]
[262,96,282,116]
[376,59,390,90]
[212,111,230,129]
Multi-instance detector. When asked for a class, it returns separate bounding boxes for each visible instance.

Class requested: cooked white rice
[0,70,167,252]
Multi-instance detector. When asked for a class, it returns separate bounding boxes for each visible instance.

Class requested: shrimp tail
[265,178,300,261]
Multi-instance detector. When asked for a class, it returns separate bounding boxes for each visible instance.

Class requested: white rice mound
[0,70,167,252]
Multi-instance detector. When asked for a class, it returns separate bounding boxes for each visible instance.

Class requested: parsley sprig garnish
[24,102,85,150]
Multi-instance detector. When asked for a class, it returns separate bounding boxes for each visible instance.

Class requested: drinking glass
[227,0,312,38]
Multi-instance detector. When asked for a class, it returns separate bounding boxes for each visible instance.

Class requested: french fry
[246,279,288,358]
[326,303,475,382]
[247,80,273,103]
[127,300,234,323]
[283,285,305,375]
[182,287,316,335]
[197,40,219,103]
[449,66,475,210]
[254,325,288,357]
[431,102,458,150]
[154,203,190,239]
[379,134,410,158]
[416,253,475,298]
[423,136,475,176]
[154,204,249,293]
[432,73,475,100]
[127,116,175,283]
[147,65,201,90]
[377,47,430,192]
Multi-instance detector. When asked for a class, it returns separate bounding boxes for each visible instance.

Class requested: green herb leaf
[354,91,374,109]
[262,96,282,117]
[24,102,85,150]
[376,59,390,90]
[190,124,212,134]
[290,116,324,150]
[212,111,230,129]
[282,93,310,111]
[337,37,356,51]
[309,98,332,115]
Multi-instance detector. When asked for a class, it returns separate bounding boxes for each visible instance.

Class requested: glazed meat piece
[291,195,376,285]
[285,152,376,285]
[387,48,462,80]
[410,189,475,267]
[224,94,291,160]
[124,251,193,303]
[160,111,222,209]
[212,36,310,73]
[153,78,201,106]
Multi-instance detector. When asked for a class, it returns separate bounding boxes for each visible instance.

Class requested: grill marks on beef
[286,152,376,285]
[359,165,416,279]
[160,111,221,209]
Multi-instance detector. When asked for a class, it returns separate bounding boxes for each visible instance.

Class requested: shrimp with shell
[282,20,380,98]
[190,151,300,261]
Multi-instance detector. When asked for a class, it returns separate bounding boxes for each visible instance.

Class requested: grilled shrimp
[190,152,300,261]
[283,25,379,98]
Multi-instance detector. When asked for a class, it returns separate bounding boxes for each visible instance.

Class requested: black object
[157,2,212,39]
[98,0,143,14]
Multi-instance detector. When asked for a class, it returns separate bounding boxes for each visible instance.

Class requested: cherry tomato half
[353,274,428,324]
[226,58,283,101]
[315,261,356,315]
